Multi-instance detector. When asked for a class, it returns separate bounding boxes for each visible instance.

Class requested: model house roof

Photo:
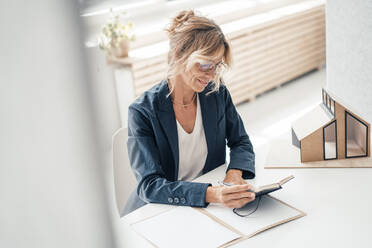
[292,103,333,140]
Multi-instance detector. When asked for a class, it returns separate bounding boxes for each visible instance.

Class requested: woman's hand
[206,184,255,208]
[206,169,255,208]
[223,169,247,185]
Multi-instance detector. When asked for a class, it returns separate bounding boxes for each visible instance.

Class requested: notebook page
[132,206,240,248]
[205,195,303,236]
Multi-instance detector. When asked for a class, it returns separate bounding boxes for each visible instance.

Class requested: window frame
[344,110,369,159]
[322,88,335,117]
[331,99,335,114]
[323,119,338,160]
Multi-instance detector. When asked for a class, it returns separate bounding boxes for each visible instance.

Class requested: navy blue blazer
[124,80,255,215]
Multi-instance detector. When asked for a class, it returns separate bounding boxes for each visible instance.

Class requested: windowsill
[113,0,325,60]
[82,0,303,49]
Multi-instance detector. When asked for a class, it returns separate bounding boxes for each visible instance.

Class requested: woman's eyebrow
[214,56,224,63]
[213,60,223,65]
[207,58,223,64]
[199,58,222,65]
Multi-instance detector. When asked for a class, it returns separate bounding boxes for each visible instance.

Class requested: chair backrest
[112,127,137,217]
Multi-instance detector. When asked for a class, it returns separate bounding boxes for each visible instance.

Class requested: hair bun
[167,10,195,35]
[174,10,194,24]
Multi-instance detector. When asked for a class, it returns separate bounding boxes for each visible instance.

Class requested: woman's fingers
[221,184,251,194]
[224,191,255,201]
[219,189,256,207]
[224,197,256,209]
[215,183,256,207]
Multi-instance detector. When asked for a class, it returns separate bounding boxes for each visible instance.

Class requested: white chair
[112,127,137,217]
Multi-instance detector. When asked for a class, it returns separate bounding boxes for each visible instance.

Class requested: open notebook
[131,178,306,248]
[251,175,295,197]
[202,195,305,247]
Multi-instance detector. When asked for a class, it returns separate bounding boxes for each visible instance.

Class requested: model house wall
[300,127,323,162]
[292,89,370,163]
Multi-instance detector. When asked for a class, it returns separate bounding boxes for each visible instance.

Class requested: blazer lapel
[157,81,179,179]
[199,87,217,173]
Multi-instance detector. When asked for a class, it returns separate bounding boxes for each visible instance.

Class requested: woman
[124,10,256,215]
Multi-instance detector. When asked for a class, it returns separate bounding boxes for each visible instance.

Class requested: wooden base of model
[265,131,372,169]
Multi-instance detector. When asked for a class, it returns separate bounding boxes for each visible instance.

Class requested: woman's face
[180,48,225,93]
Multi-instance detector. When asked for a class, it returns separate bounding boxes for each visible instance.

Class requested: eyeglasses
[197,61,226,74]
[233,196,262,217]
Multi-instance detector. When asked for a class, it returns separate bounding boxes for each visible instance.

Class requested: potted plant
[98,9,135,58]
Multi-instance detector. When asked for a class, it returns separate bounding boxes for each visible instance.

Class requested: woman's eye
[200,64,213,70]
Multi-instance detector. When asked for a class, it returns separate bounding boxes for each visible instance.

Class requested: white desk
[120,141,372,248]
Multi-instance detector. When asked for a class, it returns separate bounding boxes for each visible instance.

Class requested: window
[323,120,337,160]
[327,94,330,109]
[345,111,368,158]
[322,88,335,117]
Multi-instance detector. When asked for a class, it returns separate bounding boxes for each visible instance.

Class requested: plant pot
[112,39,130,58]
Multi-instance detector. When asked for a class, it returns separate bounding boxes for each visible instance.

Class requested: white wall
[0,1,116,247]
[84,46,132,248]
[326,0,372,124]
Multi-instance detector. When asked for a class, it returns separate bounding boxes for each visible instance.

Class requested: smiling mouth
[197,79,209,85]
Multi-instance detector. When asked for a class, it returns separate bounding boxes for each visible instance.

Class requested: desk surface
[120,141,372,248]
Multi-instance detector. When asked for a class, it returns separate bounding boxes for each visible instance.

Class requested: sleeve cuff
[192,183,212,208]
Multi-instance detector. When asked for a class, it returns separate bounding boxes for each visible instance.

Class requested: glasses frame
[232,196,262,217]
[197,60,226,74]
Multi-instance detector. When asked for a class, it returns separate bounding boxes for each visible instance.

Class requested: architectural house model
[291,89,370,163]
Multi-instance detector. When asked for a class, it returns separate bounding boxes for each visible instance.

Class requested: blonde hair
[165,10,232,95]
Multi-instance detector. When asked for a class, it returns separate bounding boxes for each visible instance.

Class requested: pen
[218,181,255,193]
[218,181,234,186]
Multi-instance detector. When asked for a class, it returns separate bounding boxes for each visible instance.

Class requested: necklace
[171,93,197,109]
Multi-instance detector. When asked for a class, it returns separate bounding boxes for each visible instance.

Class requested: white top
[176,95,208,181]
